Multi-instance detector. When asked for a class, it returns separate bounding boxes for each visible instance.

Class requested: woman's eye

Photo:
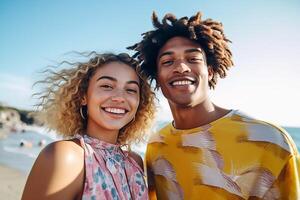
[126,89,138,94]
[100,85,113,89]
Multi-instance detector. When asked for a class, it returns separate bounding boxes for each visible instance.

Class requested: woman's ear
[81,95,87,106]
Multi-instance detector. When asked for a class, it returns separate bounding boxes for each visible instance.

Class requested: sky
[0,0,299,126]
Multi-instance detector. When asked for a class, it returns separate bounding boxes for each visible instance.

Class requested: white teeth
[104,107,126,114]
[172,80,193,86]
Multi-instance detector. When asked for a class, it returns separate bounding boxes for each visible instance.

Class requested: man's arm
[264,154,300,199]
[145,144,157,200]
[147,164,158,200]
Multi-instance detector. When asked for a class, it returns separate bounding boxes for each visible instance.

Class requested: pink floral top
[76,134,148,200]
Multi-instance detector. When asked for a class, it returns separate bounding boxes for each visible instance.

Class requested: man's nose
[174,60,191,73]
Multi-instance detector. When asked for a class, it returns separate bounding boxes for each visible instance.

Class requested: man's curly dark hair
[128,12,234,89]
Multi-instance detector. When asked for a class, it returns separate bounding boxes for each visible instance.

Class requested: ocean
[0,126,299,173]
[0,127,60,172]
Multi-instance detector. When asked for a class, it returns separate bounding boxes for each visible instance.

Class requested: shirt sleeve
[264,153,300,199]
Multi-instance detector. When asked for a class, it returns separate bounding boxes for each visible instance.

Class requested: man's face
[156,36,212,108]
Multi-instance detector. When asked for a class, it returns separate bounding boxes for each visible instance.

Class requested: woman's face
[84,61,140,136]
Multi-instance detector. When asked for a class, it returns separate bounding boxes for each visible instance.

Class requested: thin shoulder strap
[74,134,94,155]
[74,134,95,188]
[123,150,145,174]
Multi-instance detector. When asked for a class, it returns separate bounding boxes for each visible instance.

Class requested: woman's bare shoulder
[21,139,85,200]
[42,139,84,162]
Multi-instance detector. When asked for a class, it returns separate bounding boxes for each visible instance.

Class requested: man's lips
[169,77,196,86]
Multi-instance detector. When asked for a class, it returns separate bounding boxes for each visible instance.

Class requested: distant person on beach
[38,139,46,147]
[129,12,300,199]
[22,53,155,200]
[19,139,33,148]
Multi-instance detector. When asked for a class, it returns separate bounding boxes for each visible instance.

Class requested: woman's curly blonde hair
[35,52,156,145]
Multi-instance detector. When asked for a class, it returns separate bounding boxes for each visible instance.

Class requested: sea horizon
[0,124,299,174]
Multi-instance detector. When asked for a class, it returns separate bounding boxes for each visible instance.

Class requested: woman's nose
[110,90,125,103]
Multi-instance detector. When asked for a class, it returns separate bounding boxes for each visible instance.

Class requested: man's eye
[161,60,174,65]
[189,57,203,62]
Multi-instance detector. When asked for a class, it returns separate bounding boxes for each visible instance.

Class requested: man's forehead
[158,38,204,59]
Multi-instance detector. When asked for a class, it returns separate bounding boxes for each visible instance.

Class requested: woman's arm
[21,140,84,200]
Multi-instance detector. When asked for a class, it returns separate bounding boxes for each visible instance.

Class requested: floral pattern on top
[76,134,148,200]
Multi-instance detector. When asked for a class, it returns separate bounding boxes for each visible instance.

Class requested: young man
[129,12,299,199]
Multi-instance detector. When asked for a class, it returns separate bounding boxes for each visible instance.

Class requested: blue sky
[0,0,299,126]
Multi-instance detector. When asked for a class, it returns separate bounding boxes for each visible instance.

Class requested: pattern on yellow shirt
[146,110,300,200]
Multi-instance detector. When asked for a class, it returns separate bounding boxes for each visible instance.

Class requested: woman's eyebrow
[97,76,140,86]
[127,80,140,87]
[96,76,116,82]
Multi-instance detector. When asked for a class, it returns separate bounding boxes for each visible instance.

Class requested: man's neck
[169,99,230,129]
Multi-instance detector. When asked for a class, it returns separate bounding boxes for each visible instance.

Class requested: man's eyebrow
[185,48,203,54]
[158,48,203,60]
[158,51,173,60]
[97,76,116,82]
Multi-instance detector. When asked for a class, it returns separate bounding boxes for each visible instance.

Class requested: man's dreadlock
[128,12,234,89]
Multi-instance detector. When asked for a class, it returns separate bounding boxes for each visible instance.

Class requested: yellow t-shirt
[145,110,299,200]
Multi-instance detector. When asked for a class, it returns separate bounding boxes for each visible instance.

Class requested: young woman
[22,53,155,200]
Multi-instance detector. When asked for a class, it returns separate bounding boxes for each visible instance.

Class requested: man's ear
[155,79,160,89]
[208,66,214,81]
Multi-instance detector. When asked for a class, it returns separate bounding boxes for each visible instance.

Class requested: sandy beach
[0,164,28,200]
